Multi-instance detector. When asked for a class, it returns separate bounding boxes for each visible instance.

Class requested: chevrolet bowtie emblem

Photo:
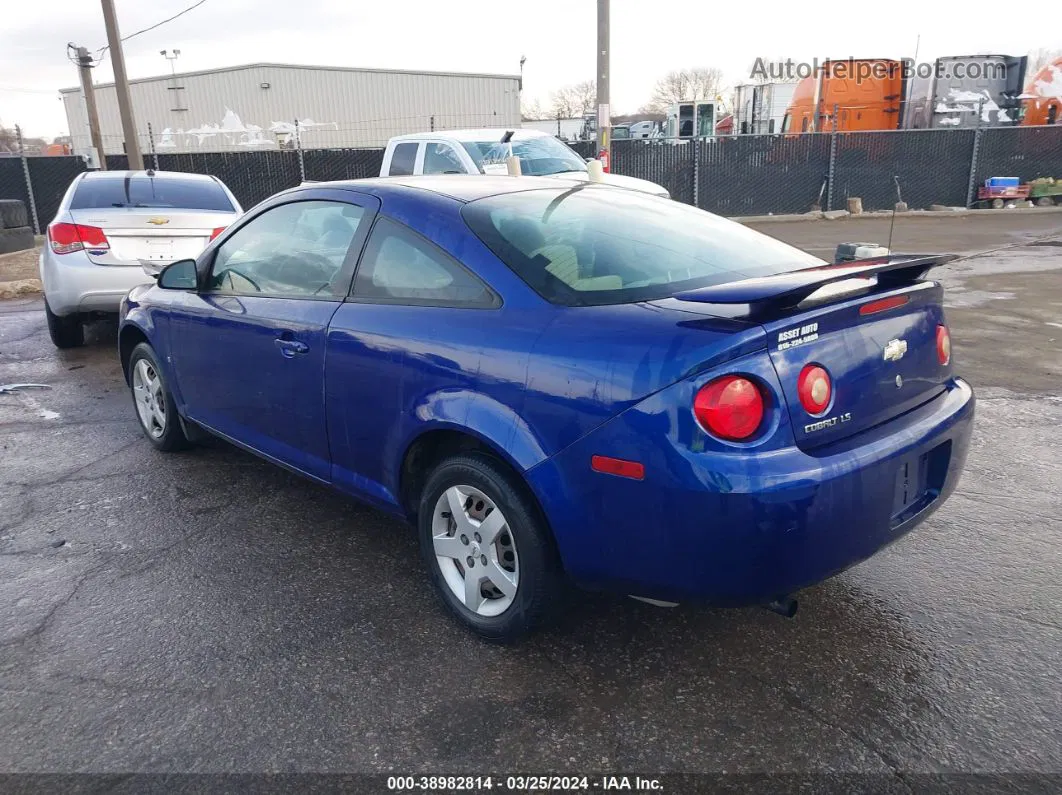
[147,217,170,225]
[883,338,908,362]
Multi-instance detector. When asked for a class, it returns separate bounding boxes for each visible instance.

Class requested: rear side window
[462,187,823,306]
[70,176,233,211]
[388,143,418,176]
[351,217,497,308]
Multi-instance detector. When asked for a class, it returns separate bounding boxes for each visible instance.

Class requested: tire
[44,298,84,349]
[0,226,34,254]
[418,453,562,642]
[0,199,28,230]
[127,342,189,452]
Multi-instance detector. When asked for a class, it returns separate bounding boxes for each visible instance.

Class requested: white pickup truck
[379,128,670,198]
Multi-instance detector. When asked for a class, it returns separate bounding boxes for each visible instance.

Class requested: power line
[94,0,210,62]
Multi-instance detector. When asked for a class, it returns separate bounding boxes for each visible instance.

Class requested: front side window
[422,143,466,174]
[351,217,496,308]
[462,186,823,306]
[209,200,367,297]
[71,176,234,211]
[388,143,418,176]
[460,136,587,177]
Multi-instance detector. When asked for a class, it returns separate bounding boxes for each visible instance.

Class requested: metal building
[60,62,521,156]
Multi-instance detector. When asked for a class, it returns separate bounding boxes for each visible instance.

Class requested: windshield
[461,136,588,177]
[71,176,234,211]
[462,186,825,306]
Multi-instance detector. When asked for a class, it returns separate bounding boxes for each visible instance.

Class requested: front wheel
[418,454,562,642]
[128,342,188,452]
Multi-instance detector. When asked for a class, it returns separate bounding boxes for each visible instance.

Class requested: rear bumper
[527,377,975,605]
[40,249,152,316]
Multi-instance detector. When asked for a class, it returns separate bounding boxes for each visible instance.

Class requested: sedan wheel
[127,342,189,452]
[431,485,520,617]
[132,358,167,439]
[418,453,562,642]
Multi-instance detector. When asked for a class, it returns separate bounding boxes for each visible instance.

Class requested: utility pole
[74,46,107,170]
[595,0,610,169]
[100,0,144,169]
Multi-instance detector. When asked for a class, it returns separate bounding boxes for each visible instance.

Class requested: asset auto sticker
[777,322,819,351]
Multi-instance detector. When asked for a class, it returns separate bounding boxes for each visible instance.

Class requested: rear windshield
[462,187,824,306]
[71,176,234,211]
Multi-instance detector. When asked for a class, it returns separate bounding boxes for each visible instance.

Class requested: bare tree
[521,98,546,121]
[550,80,596,119]
[644,68,725,114]
[1028,48,1062,75]
[0,125,18,154]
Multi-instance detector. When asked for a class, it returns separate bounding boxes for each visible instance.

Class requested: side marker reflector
[591,455,645,481]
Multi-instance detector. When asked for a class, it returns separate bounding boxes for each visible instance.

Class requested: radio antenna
[887,175,902,252]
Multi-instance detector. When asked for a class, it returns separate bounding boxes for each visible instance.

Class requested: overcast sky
[2,0,1060,138]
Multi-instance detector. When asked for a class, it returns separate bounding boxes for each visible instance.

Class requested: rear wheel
[128,342,188,452]
[44,299,84,349]
[418,454,561,642]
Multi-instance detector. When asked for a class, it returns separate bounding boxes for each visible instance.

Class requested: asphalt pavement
[1,213,1060,785]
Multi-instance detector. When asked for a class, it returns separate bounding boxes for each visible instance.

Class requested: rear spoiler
[674,254,956,317]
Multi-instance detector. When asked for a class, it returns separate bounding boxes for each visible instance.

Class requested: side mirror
[157,259,198,291]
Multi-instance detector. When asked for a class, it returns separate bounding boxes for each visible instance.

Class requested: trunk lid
[69,208,233,267]
[761,281,948,449]
[674,255,954,449]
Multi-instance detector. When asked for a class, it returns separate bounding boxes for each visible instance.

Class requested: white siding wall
[62,64,521,155]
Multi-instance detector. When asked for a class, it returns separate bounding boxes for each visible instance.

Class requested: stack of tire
[0,200,34,254]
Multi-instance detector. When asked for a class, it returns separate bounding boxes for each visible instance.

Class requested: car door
[325,216,500,508]
[169,190,377,481]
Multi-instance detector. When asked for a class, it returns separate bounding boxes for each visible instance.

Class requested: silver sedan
[39,170,242,348]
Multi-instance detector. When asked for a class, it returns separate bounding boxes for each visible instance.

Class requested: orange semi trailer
[782,59,905,133]
[1022,56,1062,126]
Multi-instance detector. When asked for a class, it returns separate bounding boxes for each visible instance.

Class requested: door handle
[274,338,309,358]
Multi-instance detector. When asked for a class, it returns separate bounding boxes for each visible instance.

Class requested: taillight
[797,364,832,415]
[209,226,227,241]
[936,325,951,366]
[693,375,765,441]
[48,222,109,255]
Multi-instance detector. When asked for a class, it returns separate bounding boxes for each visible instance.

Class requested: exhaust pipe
[763,596,798,618]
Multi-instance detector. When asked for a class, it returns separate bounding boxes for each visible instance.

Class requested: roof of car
[311,175,598,203]
[80,170,218,181]
[388,128,552,144]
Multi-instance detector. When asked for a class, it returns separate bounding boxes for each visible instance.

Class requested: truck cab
[782,59,905,133]
[379,128,670,198]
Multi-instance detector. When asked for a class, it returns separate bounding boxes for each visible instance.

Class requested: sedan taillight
[693,375,765,441]
[937,325,951,366]
[797,364,832,415]
[48,222,110,255]
[209,226,227,241]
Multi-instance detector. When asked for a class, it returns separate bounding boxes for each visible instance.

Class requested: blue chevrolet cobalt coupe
[119,176,974,641]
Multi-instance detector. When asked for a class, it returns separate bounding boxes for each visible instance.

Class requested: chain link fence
[694,134,833,216]
[974,126,1062,195]
[9,126,1062,231]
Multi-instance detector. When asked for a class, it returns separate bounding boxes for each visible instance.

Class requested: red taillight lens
[797,364,832,415]
[693,375,765,441]
[48,222,109,255]
[936,325,951,365]
[209,226,227,241]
